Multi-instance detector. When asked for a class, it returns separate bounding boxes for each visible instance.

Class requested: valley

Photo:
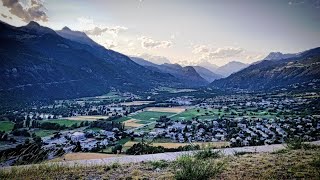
[0,2,319,179]
[0,87,319,167]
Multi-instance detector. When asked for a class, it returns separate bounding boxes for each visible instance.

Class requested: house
[70,132,85,142]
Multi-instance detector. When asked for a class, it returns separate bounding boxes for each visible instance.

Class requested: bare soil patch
[120,101,155,106]
[65,115,110,121]
[124,119,144,128]
[49,153,124,162]
[145,107,188,113]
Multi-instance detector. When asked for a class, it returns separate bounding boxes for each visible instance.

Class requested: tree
[73,141,82,152]
[112,144,123,154]
[33,136,42,145]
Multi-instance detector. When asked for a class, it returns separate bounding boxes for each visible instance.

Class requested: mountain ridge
[0,21,182,103]
[210,47,320,90]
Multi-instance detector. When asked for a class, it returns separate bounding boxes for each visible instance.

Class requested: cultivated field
[171,107,281,121]
[145,106,187,113]
[65,115,109,121]
[123,119,144,128]
[0,121,14,132]
[130,111,176,122]
[120,101,155,106]
[42,119,85,127]
[34,129,58,137]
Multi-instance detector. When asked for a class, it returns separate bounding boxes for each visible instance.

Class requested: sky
[1,0,320,66]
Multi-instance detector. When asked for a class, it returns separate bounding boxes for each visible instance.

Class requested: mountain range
[130,56,222,85]
[0,21,184,103]
[210,47,320,90]
[1,20,319,104]
[196,60,248,77]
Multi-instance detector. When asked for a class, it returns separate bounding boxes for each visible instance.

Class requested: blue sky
[1,0,319,66]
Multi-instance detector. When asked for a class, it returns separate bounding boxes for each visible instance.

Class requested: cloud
[84,26,128,36]
[104,40,118,49]
[138,36,172,49]
[192,45,243,60]
[1,13,12,19]
[138,53,171,64]
[192,45,210,54]
[208,47,243,58]
[288,0,320,8]
[77,17,128,37]
[1,0,48,22]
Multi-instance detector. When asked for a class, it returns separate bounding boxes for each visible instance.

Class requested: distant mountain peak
[263,51,298,61]
[56,27,100,47]
[61,26,72,31]
[26,21,40,27]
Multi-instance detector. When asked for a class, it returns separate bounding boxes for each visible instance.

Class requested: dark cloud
[1,0,48,22]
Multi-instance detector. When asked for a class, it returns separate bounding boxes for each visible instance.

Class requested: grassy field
[84,127,103,132]
[130,111,176,122]
[34,129,58,137]
[171,107,281,121]
[2,145,319,179]
[0,121,14,132]
[42,119,84,127]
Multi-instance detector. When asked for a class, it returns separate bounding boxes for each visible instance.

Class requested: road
[2,141,319,170]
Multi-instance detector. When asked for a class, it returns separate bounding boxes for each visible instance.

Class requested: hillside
[131,57,208,86]
[192,66,223,82]
[210,47,320,90]
[215,61,248,77]
[0,21,181,104]
[1,144,319,179]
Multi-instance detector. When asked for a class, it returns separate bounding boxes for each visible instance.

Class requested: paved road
[2,141,319,170]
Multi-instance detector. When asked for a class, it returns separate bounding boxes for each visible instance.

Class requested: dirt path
[2,141,319,170]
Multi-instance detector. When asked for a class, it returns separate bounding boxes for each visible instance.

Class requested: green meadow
[0,121,14,132]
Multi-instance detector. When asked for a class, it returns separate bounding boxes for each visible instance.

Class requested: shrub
[194,149,221,159]
[174,155,225,180]
[150,160,169,169]
[286,138,304,150]
[271,148,289,154]
[310,154,320,169]
[286,138,319,150]
[234,151,255,156]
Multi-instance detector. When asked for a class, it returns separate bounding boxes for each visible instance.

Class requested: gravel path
[2,141,319,170]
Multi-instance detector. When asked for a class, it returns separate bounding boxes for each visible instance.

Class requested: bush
[286,138,304,150]
[310,154,320,169]
[174,155,225,180]
[234,151,255,156]
[150,160,169,169]
[271,148,289,154]
[194,149,221,159]
[286,138,319,150]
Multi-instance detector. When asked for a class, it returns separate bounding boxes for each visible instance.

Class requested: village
[0,91,319,166]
